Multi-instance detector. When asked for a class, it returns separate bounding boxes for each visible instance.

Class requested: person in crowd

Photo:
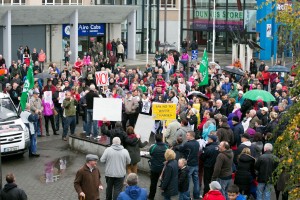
[234,148,255,197]
[164,119,181,146]
[148,134,168,200]
[42,95,58,136]
[122,90,139,130]
[85,84,99,139]
[74,154,103,200]
[202,181,225,200]
[255,143,278,200]
[201,135,219,196]
[160,149,178,200]
[235,133,256,164]
[212,141,233,199]
[53,84,64,131]
[227,184,247,200]
[30,89,43,137]
[217,117,234,146]
[100,137,131,200]
[125,126,148,174]
[0,173,27,200]
[62,91,77,141]
[117,42,125,62]
[178,158,189,200]
[117,173,147,200]
[38,49,46,71]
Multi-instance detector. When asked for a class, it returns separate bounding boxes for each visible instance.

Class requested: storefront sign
[194,9,243,20]
[62,23,105,37]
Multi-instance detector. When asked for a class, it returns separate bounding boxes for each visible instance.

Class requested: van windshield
[0,98,18,122]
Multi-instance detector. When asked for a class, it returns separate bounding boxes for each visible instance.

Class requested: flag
[198,50,209,86]
[20,61,34,111]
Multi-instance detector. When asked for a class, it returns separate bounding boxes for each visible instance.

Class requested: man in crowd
[0,173,27,200]
[62,91,77,141]
[85,84,99,139]
[117,173,147,199]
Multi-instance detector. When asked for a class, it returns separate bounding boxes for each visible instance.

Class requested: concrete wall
[109,23,122,41]
[159,21,179,48]
[49,25,64,66]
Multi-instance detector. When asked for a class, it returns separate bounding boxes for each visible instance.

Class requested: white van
[0,92,30,156]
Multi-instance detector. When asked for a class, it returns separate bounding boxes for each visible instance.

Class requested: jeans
[105,176,124,200]
[55,107,64,131]
[257,183,272,200]
[188,165,200,199]
[148,170,161,199]
[34,118,41,136]
[217,178,232,200]
[29,131,37,154]
[86,109,98,137]
[63,116,76,138]
[179,191,190,200]
[164,195,177,200]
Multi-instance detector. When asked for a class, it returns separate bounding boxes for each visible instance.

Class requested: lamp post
[146,0,149,64]
[212,0,216,62]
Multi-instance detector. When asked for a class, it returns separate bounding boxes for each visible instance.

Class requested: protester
[202,181,225,200]
[117,173,147,200]
[178,158,189,200]
[62,91,78,141]
[100,137,131,200]
[74,154,103,200]
[0,173,27,200]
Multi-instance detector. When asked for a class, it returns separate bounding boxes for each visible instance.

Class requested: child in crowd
[178,158,189,200]
[228,184,247,200]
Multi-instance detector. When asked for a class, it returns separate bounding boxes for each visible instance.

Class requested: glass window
[160,0,176,8]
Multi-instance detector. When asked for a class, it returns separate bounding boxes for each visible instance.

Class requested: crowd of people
[0,43,297,200]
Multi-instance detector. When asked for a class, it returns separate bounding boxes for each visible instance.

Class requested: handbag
[53,109,58,116]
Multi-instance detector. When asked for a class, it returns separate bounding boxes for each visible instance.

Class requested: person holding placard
[85,84,100,139]
[62,91,78,141]
[122,91,139,130]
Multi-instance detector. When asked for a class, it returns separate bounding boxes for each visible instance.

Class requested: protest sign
[44,91,52,103]
[59,92,65,103]
[134,114,154,142]
[95,71,109,86]
[93,98,122,121]
[152,103,176,120]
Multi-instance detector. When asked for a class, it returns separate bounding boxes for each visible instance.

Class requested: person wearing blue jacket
[227,184,247,200]
[117,173,147,200]
[221,77,231,94]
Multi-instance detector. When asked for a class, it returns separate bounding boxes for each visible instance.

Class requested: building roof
[0,5,138,25]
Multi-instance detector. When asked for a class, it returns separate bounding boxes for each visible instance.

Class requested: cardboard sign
[93,98,122,121]
[95,71,109,86]
[44,91,52,103]
[152,103,176,120]
[59,92,65,103]
[134,114,155,142]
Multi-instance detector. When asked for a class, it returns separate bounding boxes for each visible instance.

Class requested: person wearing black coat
[161,149,178,199]
[148,134,168,200]
[234,133,256,165]
[200,135,219,196]
[234,148,256,196]
[232,116,244,148]
[0,173,27,200]
[250,58,257,75]
[178,158,190,199]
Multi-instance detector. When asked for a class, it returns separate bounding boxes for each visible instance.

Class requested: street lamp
[146,0,149,64]
[212,0,216,62]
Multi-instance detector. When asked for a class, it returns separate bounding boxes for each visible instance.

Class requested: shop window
[1,0,25,4]
[160,0,176,8]
[43,0,82,5]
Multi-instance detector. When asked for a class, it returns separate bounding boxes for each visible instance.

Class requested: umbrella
[267,65,290,73]
[221,66,245,76]
[34,73,54,79]
[159,42,175,48]
[187,91,209,100]
[168,49,180,56]
[243,89,276,102]
[209,61,220,69]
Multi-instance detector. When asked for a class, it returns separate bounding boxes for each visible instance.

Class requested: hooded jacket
[117,185,147,200]
[0,183,27,200]
[203,190,225,200]
[202,118,216,141]
[100,144,131,177]
[212,149,234,180]
[201,141,219,168]
[255,151,278,183]
[217,122,234,146]
[228,83,238,99]
[234,153,255,189]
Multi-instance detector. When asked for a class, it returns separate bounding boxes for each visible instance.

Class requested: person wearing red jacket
[203,181,226,200]
[74,57,83,75]
[106,40,112,55]
[43,79,56,94]
[261,66,270,91]
[117,72,128,89]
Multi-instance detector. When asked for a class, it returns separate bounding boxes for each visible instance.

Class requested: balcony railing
[0,0,25,5]
[42,0,83,5]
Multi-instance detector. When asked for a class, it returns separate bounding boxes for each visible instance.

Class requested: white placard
[134,114,155,142]
[266,24,272,38]
[44,91,52,103]
[59,92,65,103]
[95,71,109,86]
[93,98,122,121]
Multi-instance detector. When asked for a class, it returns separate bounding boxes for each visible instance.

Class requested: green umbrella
[243,89,276,102]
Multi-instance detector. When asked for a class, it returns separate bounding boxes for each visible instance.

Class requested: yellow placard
[152,103,176,120]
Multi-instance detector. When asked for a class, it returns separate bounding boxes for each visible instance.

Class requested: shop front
[62,23,106,59]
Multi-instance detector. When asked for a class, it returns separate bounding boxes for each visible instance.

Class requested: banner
[20,61,34,111]
[191,50,198,60]
[59,92,65,104]
[44,91,52,103]
[134,114,154,142]
[199,50,209,86]
[93,98,122,121]
[95,71,109,86]
[152,103,176,120]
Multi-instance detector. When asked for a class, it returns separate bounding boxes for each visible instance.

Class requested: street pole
[177,0,181,52]
[0,143,2,189]
[164,0,167,43]
[146,0,149,64]
[212,0,216,62]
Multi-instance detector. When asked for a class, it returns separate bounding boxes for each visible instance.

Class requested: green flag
[198,50,209,86]
[20,61,34,111]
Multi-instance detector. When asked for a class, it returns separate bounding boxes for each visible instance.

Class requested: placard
[59,92,65,103]
[134,114,155,142]
[95,71,109,86]
[44,91,52,103]
[152,103,176,120]
[93,98,122,121]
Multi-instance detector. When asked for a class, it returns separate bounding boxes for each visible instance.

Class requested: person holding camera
[62,91,78,141]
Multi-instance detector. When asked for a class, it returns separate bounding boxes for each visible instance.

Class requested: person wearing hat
[258,107,269,126]
[30,89,43,137]
[235,90,244,106]
[202,181,225,200]
[201,134,220,196]
[234,133,256,165]
[74,154,103,200]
